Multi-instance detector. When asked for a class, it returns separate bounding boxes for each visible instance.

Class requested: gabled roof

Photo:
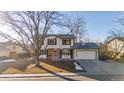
[39,34,76,39]
[71,43,99,49]
[47,34,76,39]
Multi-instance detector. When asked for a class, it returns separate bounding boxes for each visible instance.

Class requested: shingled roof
[71,43,99,49]
[45,34,76,39]
[37,34,76,39]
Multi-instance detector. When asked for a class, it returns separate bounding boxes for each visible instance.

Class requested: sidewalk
[0,73,79,78]
[0,73,97,81]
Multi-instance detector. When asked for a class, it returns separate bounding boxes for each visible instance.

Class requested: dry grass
[1,61,69,74]
[24,64,47,74]
[2,67,24,74]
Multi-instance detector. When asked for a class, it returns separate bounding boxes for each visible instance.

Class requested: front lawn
[0,61,70,74]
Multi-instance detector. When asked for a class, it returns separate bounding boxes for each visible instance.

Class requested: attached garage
[74,49,98,59]
[71,43,99,60]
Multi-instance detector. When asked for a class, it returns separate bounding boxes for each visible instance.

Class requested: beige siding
[41,36,74,49]
[0,51,11,57]
[0,45,26,57]
[107,39,124,54]
[6,45,25,53]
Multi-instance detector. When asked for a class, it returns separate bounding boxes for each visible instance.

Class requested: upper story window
[48,38,57,45]
[62,39,71,45]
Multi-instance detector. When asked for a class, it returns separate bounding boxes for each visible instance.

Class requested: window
[48,38,57,45]
[62,39,71,45]
[62,49,71,55]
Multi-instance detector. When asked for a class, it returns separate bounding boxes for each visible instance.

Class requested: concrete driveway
[77,60,124,76]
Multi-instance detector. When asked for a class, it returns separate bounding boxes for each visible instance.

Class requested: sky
[0,11,121,42]
[62,11,121,42]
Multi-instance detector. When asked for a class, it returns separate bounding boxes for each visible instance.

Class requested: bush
[53,61,76,72]
[120,54,124,58]
[116,54,124,63]
[99,51,114,60]
[99,44,116,60]
[116,58,124,63]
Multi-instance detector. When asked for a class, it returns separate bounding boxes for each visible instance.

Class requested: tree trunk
[34,55,40,67]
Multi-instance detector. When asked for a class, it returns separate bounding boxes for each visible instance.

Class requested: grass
[2,67,24,74]
[0,61,69,74]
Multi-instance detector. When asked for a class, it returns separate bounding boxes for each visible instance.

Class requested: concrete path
[77,60,124,75]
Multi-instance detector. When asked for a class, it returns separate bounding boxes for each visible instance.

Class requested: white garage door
[76,50,96,59]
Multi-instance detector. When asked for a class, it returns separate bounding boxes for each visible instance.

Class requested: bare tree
[106,12,124,60]
[0,11,61,66]
[107,38,124,59]
[108,29,124,38]
[60,16,87,42]
[107,29,124,60]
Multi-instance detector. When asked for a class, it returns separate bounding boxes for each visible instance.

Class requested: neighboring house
[40,34,99,60]
[0,42,26,57]
[106,37,124,57]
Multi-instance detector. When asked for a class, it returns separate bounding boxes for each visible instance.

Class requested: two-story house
[40,34,75,59]
[40,34,99,60]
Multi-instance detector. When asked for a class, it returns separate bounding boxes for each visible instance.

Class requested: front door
[47,49,60,59]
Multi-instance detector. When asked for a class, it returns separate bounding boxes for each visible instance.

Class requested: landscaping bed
[44,60,76,72]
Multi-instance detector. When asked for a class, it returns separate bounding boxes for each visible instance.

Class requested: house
[40,34,99,60]
[106,37,124,57]
[0,42,26,57]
